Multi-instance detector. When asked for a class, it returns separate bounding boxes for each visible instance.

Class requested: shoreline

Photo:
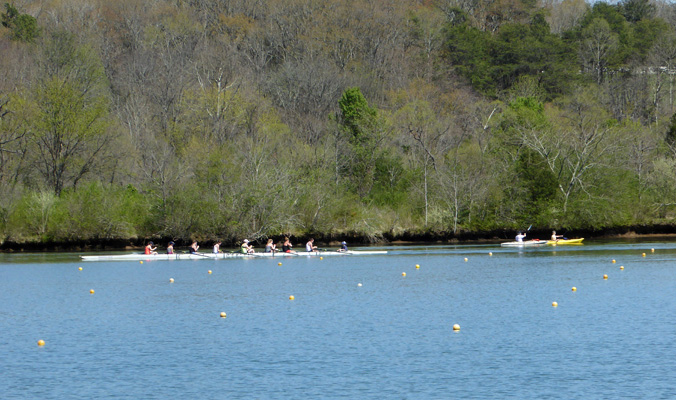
[2,225,676,252]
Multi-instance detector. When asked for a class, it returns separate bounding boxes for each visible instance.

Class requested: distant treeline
[2,0,676,246]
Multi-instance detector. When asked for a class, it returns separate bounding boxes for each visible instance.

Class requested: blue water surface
[2,240,676,399]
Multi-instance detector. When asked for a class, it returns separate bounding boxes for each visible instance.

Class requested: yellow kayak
[547,238,584,245]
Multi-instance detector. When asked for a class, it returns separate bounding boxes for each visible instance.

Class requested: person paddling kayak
[551,231,563,241]
[515,232,527,242]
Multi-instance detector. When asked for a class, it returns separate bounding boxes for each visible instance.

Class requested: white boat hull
[80,250,387,261]
[500,240,548,247]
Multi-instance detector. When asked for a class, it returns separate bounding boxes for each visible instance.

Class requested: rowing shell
[80,250,387,261]
[500,240,548,247]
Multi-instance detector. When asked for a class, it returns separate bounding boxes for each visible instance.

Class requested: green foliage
[6,184,149,242]
[666,113,676,147]
[445,18,577,98]
[619,0,655,23]
[631,18,670,62]
[444,23,495,96]
[338,87,383,198]
[369,152,411,208]
[28,32,110,195]
[339,87,377,146]
[516,149,558,208]
[1,3,39,42]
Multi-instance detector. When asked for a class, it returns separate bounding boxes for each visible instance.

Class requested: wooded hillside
[2,0,676,246]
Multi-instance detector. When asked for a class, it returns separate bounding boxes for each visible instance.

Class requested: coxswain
[241,239,254,254]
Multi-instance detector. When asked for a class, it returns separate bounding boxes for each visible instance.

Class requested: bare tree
[580,18,619,85]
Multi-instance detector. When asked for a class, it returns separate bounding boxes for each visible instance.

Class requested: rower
[213,241,222,254]
[145,241,157,255]
[265,239,276,253]
[306,238,318,252]
[167,241,175,254]
[338,241,348,252]
[282,237,295,253]
[189,241,199,254]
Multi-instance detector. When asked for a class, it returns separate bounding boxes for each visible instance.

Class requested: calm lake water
[2,240,676,399]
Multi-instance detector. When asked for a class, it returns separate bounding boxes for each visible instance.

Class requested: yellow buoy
[89,289,95,294]
[415,264,420,269]
[464,257,468,262]
[220,312,226,318]
[552,301,558,307]
[140,261,143,264]
[651,248,655,253]
[489,252,493,256]
[402,272,406,277]
[208,270,212,274]
[289,295,295,300]
[452,324,460,331]
[620,266,624,270]
[78,267,82,271]
[603,274,608,280]
[612,259,616,263]
[320,257,323,260]
[642,253,646,257]
[572,287,577,292]
[278,262,282,266]
[169,278,174,283]
[37,340,45,346]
